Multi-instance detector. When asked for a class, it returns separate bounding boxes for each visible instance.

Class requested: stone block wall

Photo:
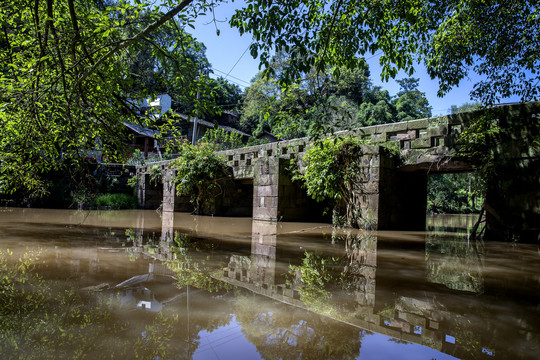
[253,156,280,221]
[340,145,383,228]
[339,145,427,230]
[161,168,194,213]
[252,156,328,222]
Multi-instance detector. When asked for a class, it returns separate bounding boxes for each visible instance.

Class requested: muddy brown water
[0,208,539,359]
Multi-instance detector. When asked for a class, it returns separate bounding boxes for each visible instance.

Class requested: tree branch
[71,0,194,97]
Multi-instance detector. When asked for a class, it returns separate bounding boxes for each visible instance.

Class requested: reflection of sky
[117,287,163,313]
[191,315,460,360]
[358,333,460,360]
[193,316,263,360]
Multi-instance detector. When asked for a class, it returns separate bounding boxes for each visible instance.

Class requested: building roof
[123,122,160,138]
[256,130,281,142]
[174,113,251,138]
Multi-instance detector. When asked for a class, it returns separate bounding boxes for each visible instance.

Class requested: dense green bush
[171,142,232,213]
[298,136,365,203]
[200,128,243,151]
[295,136,368,227]
[95,193,137,209]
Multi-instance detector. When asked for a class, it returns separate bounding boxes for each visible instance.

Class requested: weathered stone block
[255,185,278,197]
[233,165,254,179]
[410,137,431,149]
[428,115,449,127]
[257,174,279,186]
[385,121,409,132]
[369,155,380,167]
[263,196,279,208]
[359,181,379,194]
[397,312,426,328]
[366,171,379,182]
[427,125,448,137]
[354,167,370,182]
[397,133,410,141]
[407,118,429,130]
[253,206,278,220]
[254,195,278,209]
[362,156,372,166]
[371,133,385,142]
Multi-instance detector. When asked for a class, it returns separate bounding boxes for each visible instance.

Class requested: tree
[208,76,244,112]
[125,18,212,114]
[450,102,483,114]
[240,70,314,138]
[356,99,393,126]
[0,0,216,198]
[329,65,372,105]
[240,59,433,137]
[231,0,539,104]
[392,78,432,121]
[239,73,281,134]
[427,173,483,214]
[171,140,232,214]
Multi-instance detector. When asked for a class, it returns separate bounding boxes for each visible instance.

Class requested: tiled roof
[123,122,160,138]
[173,113,251,138]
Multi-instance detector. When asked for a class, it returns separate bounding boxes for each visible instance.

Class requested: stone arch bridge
[136,101,540,241]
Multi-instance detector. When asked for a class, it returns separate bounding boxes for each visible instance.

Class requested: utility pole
[192,87,200,145]
[192,64,209,145]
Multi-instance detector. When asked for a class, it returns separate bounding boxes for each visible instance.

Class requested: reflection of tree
[0,249,132,358]
[425,233,484,293]
[132,312,181,360]
[287,251,338,306]
[0,249,233,359]
[284,230,380,321]
[131,294,233,360]
[167,231,233,293]
[235,294,363,360]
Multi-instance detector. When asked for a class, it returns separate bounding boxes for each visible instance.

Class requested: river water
[0,208,539,359]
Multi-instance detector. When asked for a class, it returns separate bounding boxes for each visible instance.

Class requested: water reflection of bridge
[218,220,458,355]
[150,212,538,360]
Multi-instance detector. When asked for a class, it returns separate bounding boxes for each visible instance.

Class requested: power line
[224,42,253,81]
[212,67,251,87]
[211,49,381,90]
[365,51,383,62]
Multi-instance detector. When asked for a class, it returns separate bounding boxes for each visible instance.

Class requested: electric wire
[223,42,254,81]
[211,67,251,87]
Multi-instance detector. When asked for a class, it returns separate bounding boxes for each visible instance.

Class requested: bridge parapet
[135,115,463,222]
[336,115,462,148]
[219,137,309,178]
[136,113,464,178]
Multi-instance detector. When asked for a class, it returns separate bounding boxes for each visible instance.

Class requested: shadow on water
[1,208,539,359]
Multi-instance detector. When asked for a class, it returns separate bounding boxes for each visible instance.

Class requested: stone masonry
[135,101,540,235]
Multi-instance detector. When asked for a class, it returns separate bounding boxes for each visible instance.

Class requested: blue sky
[186,1,517,116]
